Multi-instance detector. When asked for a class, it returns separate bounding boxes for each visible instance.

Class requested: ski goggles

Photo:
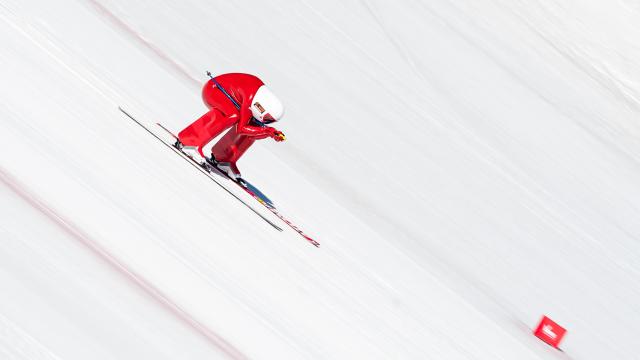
[251,113,276,127]
[262,113,277,124]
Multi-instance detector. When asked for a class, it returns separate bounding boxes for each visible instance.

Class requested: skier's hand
[272,130,286,142]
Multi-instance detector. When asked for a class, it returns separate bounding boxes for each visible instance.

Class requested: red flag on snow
[534,315,566,348]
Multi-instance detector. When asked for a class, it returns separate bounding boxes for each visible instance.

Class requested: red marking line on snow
[86,0,200,89]
[0,167,248,360]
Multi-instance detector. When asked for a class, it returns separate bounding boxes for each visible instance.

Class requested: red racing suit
[178,73,280,167]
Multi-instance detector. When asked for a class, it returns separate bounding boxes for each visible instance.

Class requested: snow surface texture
[1,0,639,359]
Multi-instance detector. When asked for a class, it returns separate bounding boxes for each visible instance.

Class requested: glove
[271,129,286,142]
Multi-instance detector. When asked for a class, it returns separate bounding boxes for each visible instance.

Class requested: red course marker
[534,315,567,349]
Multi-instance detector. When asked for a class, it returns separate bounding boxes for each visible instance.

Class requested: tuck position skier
[176,73,285,181]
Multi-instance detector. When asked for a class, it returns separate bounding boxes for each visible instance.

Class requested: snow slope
[1,0,639,359]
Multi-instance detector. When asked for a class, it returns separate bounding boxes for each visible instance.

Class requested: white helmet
[250,85,284,123]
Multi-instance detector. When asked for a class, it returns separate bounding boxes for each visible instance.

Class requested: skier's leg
[211,129,256,163]
[178,108,229,157]
[210,128,256,180]
[227,135,256,163]
[211,127,238,162]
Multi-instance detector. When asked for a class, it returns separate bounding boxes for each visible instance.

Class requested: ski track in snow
[0,313,61,360]
[0,168,248,360]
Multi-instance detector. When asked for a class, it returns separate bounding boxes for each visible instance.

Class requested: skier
[176,73,285,181]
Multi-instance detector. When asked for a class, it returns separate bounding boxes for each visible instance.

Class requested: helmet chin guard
[251,85,284,123]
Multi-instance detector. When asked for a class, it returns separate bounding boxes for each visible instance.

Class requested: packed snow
[1,0,639,359]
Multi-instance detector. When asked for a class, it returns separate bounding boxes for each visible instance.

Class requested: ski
[119,107,320,247]
[154,122,321,248]
[118,107,283,232]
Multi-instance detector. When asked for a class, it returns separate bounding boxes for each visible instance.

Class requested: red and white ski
[120,107,320,247]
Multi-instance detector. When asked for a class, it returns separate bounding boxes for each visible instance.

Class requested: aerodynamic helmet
[250,85,284,124]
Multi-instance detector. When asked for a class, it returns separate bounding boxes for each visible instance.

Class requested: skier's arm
[236,99,281,140]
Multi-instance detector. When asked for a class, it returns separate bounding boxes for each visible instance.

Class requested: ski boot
[206,156,246,186]
[174,140,206,167]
